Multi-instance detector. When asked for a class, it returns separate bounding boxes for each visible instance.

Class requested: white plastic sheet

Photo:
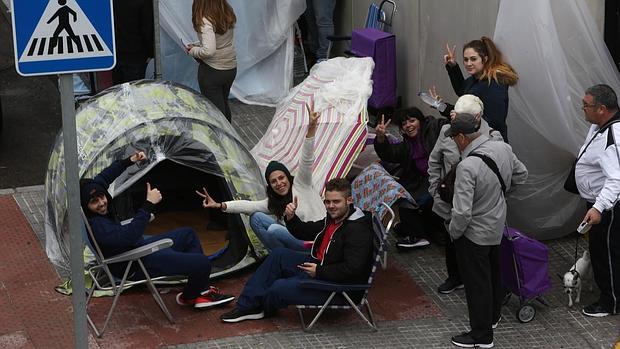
[494,0,620,239]
[154,0,306,107]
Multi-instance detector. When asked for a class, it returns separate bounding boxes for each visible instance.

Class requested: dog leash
[571,233,581,272]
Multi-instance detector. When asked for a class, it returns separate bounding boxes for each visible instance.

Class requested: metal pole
[152,0,162,79]
[59,74,88,348]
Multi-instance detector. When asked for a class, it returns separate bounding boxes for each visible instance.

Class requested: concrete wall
[336,0,604,112]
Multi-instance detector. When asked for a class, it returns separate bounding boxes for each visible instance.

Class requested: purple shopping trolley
[350,28,397,110]
[500,227,551,323]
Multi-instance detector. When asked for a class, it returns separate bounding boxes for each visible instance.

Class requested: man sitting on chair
[220,178,374,323]
[80,150,234,309]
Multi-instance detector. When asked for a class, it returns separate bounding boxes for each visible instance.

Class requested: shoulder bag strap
[468,153,506,194]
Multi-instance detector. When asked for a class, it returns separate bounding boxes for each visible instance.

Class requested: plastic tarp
[154,0,306,107]
[44,80,267,274]
[493,0,620,239]
[251,57,373,193]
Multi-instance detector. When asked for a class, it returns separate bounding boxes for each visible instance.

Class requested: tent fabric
[250,57,374,193]
[154,0,306,107]
[44,80,267,275]
[493,0,620,239]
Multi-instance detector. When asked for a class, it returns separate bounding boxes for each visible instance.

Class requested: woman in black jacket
[374,107,448,249]
[440,37,518,141]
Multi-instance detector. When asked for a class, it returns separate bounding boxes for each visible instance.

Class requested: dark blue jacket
[442,63,510,141]
[83,159,153,260]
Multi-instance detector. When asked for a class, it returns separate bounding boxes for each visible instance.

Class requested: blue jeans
[237,248,340,313]
[250,212,308,252]
[305,0,336,60]
[135,227,212,300]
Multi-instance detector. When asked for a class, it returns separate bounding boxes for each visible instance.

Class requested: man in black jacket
[220,178,374,323]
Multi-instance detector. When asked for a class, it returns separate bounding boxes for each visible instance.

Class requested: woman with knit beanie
[197,105,324,252]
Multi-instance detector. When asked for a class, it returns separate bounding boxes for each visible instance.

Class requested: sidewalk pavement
[0,101,617,348]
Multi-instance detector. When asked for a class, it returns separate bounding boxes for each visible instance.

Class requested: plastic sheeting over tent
[155,0,305,106]
[44,81,268,276]
[494,0,620,239]
[251,57,374,192]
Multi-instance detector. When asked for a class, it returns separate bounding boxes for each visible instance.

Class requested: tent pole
[153,0,162,80]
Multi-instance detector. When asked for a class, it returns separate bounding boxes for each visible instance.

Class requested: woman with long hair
[197,105,324,252]
[187,0,237,121]
[438,36,518,141]
[374,107,450,250]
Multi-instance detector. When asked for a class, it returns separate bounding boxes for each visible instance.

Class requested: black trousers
[454,236,502,342]
[197,63,237,122]
[588,202,620,313]
[399,200,443,240]
[445,238,461,283]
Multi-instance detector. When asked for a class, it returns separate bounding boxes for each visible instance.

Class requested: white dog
[563,251,592,307]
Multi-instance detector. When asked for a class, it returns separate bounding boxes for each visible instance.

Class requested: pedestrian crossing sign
[10,0,115,76]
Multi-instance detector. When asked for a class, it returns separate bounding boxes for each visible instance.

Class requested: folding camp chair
[81,209,175,337]
[295,202,395,331]
[325,0,396,59]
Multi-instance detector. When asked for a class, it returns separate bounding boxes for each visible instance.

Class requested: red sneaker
[176,287,235,309]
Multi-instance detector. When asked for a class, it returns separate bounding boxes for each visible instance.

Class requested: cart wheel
[502,293,511,306]
[517,305,536,323]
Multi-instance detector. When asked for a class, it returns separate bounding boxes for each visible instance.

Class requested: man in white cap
[427,94,502,295]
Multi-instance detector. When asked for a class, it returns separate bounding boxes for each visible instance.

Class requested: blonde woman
[187,0,237,121]
[441,37,518,141]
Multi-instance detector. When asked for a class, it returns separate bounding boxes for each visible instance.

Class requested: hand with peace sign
[284,196,298,221]
[195,187,224,210]
[374,114,391,143]
[429,85,443,103]
[443,43,457,66]
[306,102,320,138]
[146,182,162,204]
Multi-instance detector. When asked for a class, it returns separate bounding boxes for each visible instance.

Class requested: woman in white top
[197,105,325,252]
[187,0,237,121]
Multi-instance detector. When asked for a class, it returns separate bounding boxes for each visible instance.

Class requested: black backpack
[437,153,506,203]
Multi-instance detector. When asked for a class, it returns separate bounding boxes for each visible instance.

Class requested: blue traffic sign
[10,0,116,76]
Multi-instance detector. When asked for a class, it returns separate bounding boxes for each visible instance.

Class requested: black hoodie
[285,205,374,284]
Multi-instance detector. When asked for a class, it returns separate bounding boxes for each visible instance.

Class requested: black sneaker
[396,236,430,249]
[451,332,494,348]
[492,315,501,329]
[582,302,611,317]
[220,307,265,323]
[437,278,464,294]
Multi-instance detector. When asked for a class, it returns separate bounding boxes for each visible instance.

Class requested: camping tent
[44,80,268,277]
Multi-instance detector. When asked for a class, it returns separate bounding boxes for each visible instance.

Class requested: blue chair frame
[295,203,395,331]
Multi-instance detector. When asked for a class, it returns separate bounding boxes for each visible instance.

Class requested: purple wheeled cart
[350,28,397,110]
[500,227,552,323]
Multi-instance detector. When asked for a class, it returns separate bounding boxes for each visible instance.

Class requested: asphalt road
[0,7,62,188]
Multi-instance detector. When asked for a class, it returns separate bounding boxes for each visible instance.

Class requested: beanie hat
[80,179,108,214]
[264,160,291,182]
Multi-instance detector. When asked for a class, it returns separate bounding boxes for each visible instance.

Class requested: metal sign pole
[59,74,88,349]
[153,0,162,80]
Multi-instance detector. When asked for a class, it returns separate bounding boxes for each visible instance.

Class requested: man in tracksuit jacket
[220,178,374,323]
[445,114,528,348]
[576,84,620,317]
[81,151,234,309]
